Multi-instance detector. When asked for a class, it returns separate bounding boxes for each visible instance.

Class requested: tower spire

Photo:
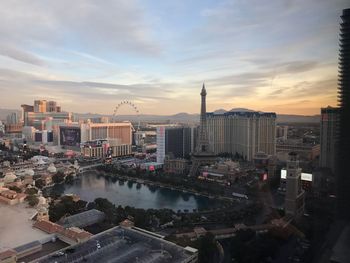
[189,84,216,176]
[201,83,206,96]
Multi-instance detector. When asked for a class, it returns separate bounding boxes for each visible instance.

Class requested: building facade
[25,112,71,130]
[34,100,61,113]
[156,126,166,163]
[80,122,133,158]
[319,107,340,174]
[163,158,189,174]
[284,153,305,218]
[276,142,320,162]
[156,126,197,163]
[207,111,276,161]
[81,139,132,158]
[276,125,288,140]
[253,151,276,180]
[58,124,81,147]
[21,100,68,129]
[6,113,19,125]
[337,8,350,220]
[80,122,132,145]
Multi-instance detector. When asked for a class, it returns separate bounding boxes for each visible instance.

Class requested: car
[52,251,65,257]
[96,240,101,249]
[66,248,76,253]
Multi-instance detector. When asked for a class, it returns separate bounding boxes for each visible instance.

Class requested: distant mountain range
[0,108,320,124]
[73,108,320,124]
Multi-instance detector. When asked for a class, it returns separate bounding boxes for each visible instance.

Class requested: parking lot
[37,227,196,263]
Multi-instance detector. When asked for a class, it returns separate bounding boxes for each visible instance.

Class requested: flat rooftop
[36,226,197,263]
[20,240,68,263]
[0,203,49,251]
[58,209,105,228]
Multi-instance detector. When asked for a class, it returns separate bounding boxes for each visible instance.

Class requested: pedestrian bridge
[79,163,103,173]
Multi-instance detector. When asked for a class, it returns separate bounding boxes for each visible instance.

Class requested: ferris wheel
[112,100,140,131]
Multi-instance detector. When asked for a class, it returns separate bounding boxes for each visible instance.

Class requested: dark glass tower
[337,8,350,220]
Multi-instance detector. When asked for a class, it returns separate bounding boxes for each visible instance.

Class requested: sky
[0,0,348,115]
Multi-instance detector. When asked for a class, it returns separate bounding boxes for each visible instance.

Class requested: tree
[196,233,217,263]
[46,184,65,199]
[35,179,44,189]
[52,172,65,184]
[87,198,118,225]
[65,174,74,184]
[25,188,38,195]
[8,185,22,193]
[26,195,39,207]
[49,196,87,222]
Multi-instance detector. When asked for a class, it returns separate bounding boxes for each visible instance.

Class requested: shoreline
[56,170,237,214]
[90,170,235,202]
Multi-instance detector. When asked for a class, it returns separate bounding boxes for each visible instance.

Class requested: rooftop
[0,249,16,261]
[36,226,197,263]
[33,220,65,234]
[58,209,105,228]
[14,240,41,254]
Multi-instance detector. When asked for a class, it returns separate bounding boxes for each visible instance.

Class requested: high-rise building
[207,111,276,161]
[34,100,61,113]
[285,152,305,218]
[46,101,58,112]
[6,112,19,124]
[80,122,132,145]
[319,107,340,174]
[21,100,68,128]
[25,112,71,130]
[34,100,47,113]
[156,126,197,163]
[337,8,350,220]
[81,139,132,158]
[20,104,34,124]
[276,125,288,140]
[156,126,166,163]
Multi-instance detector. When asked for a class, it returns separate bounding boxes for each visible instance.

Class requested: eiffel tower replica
[189,84,216,176]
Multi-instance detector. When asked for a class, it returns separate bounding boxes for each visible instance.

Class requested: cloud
[0,0,347,115]
[0,68,178,113]
[202,59,321,97]
[269,61,319,75]
[0,0,160,56]
[0,45,46,66]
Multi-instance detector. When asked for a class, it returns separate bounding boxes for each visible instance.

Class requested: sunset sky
[0,0,348,115]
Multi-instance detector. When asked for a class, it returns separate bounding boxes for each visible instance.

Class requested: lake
[61,172,222,211]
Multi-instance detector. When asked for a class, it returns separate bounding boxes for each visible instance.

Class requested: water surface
[62,173,221,211]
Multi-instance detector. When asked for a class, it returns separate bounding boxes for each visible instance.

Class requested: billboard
[34,132,42,142]
[280,169,312,181]
[60,126,81,147]
[47,131,53,142]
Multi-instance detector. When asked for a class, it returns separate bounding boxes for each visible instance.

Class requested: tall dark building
[156,126,197,163]
[320,107,340,174]
[337,8,350,220]
[165,127,196,158]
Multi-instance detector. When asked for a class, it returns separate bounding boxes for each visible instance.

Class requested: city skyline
[0,0,348,115]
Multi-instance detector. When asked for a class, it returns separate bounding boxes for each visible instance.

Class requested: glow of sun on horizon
[0,0,347,115]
